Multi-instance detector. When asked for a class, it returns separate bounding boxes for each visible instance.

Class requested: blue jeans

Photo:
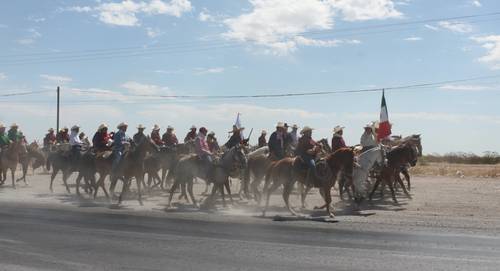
[111,150,123,173]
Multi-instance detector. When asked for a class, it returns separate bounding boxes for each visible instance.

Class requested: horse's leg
[387,177,398,204]
[49,168,58,192]
[369,177,381,201]
[301,185,312,209]
[187,179,198,208]
[179,183,188,202]
[402,168,411,191]
[160,167,167,189]
[262,178,280,217]
[136,174,144,206]
[283,180,297,216]
[10,167,16,189]
[219,182,226,207]
[118,178,129,205]
[395,173,412,199]
[167,179,180,208]
[324,185,335,218]
[75,173,83,196]
[224,178,234,205]
[62,170,71,193]
[109,176,118,197]
[250,178,262,204]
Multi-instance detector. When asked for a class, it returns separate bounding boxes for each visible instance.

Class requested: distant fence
[421,152,500,165]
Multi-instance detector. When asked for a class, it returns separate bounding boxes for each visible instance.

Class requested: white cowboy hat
[10,123,18,128]
[152,124,160,131]
[300,126,314,134]
[48,128,54,132]
[261,130,267,134]
[71,125,80,130]
[333,125,344,134]
[98,124,108,131]
[364,124,372,129]
[117,122,128,129]
[276,122,285,128]
[190,125,197,129]
[208,131,215,136]
[137,124,146,129]
[167,125,174,130]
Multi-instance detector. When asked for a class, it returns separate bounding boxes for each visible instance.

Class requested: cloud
[471,0,482,7]
[438,84,493,91]
[16,28,42,45]
[40,74,72,83]
[471,35,500,70]
[223,0,400,54]
[27,16,46,23]
[404,36,422,41]
[121,81,171,95]
[437,21,473,33]
[424,24,439,31]
[146,27,163,38]
[194,67,225,75]
[199,9,216,22]
[0,73,6,80]
[154,69,184,74]
[294,36,360,47]
[68,0,192,27]
[329,0,402,21]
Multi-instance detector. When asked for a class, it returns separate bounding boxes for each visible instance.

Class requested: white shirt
[360,132,376,147]
[69,131,83,146]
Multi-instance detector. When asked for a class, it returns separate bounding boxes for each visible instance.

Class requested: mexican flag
[378,90,391,141]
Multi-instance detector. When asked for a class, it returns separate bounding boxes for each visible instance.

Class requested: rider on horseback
[8,123,22,142]
[162,126,178,147]
[151,124,164,146]
[56,127,69,144]
[360,124,376,152]
[69,125,83,163]
[92,124,111,152]
[0,124,11,149]
[331,125,347,152]
[225,125,243,149]
[133,124,147,145]
[258,130,267,148]
[184,125,197,143]
[297,126,321,184]
[195,127,214,180]
[111,122,130,177]
[207,131,220,153]
[43,128,56,150]
[268,122,286,160]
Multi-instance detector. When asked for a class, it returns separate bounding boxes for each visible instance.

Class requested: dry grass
[411,162,500,178]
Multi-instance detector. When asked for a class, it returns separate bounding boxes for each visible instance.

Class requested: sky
[0,0,500,154]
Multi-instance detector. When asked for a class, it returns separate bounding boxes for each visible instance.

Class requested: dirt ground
[1,169,500,236]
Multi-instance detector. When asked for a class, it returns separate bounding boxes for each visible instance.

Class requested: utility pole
[56,86,60,132]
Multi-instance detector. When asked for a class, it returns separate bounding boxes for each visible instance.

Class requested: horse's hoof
[329,214,335,218]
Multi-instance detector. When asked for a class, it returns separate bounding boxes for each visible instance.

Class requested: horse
[241,146,272,203]
[17,142,46,185]
[262,148,355,218]
[350,145,386,205]
[0,140,24,188]
[167,145,247,208]
[388,134,422,190]
[109,137,159,205]
[369,143,417,203]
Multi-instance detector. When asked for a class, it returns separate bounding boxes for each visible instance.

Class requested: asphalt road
[0,204,499,271]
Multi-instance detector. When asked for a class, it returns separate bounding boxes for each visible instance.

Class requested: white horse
[352,145,386,203]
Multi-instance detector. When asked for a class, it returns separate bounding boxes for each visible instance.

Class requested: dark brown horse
[262,148,354,218]
[369,143,417,203]
[17,142,46,185]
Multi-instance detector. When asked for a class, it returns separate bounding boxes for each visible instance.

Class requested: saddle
[96,150,113,159]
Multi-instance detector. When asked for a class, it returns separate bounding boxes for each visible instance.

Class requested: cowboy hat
[48,128,54,132]
[333,125,344,134]
[208,131,215,136]
[292,124,298,129]
[10,123,18,128]
[276,122,285,128]
[364,124,372,129]
[167,125,174,130]
[98,124,108,131]
[190,125,197,129]
[137,124,146,129]
[152,124,160,131]
[300,126,314,134]
[0,124,5,129]
[261,130,267,134]
[71,125,80,131]
[117,122,128,129]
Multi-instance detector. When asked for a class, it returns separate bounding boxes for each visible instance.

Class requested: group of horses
[0,133,422,218]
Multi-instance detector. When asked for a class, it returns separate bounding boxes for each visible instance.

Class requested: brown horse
[1,141,24,188]
[369,143,417,203]
[262,148,354,218]
[109,138,158,205]
[17,142,46,185]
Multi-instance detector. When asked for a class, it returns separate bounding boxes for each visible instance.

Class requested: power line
[1,11,500,66]
[0,90,51,97]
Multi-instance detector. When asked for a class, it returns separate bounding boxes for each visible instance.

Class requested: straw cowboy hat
[71,125,80,131]
[98,124,108,131]
[276,122,285,128]
[292,124,298,129]
[190,125,197,130]
[10,123,18,128]
[208,131,215,136]
[117,122,128,129]
[333,125,344,134]
[48,128,54,132]
[261,130,267,135]
[300,126,314,134]
[152,124,161,131]
[167,125,174,130]
[137,124,146,129]
[364,124,372,129]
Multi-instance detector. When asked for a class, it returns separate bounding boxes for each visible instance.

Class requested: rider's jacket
[162,132,178,147]
[92,131,111,151]
[151,130,164,145]
[195,133,211,157]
